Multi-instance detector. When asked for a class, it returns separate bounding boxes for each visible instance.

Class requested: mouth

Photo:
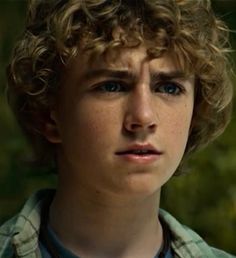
[116,149,160,156]
[116,143,162,155]
[115,144,162,164]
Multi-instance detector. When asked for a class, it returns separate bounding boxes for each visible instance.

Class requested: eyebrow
[81,68,189,82]
[151,71,189,81]
[82,69,135,82]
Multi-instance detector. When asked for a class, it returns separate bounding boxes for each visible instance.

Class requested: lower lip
[116,154,161,164]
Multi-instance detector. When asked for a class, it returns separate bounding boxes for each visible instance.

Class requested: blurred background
[0,0,235,254]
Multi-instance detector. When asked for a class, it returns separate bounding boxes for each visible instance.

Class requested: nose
[123,83,158,134]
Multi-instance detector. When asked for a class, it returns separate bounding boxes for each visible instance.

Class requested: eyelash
[93,81,185,96]
[154,82,185,96]
[93,81,128,94]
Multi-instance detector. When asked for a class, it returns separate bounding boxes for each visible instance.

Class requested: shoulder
[211,247,235,258]
[0,189,55,258]
[0,216,18,257]
[159,209,236,258]
[184,226,235,258]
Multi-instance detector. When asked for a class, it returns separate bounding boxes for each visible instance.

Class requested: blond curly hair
[7,0,233,173]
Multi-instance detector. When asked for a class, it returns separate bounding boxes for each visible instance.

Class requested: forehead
[65,24,192,78]
[68,44,184,78]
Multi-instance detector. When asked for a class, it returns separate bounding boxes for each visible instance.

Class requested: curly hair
[7,0,233,173]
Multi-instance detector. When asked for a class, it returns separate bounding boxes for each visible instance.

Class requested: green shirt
[0,189,235,258]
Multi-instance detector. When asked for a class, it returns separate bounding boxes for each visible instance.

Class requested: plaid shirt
[0,189,235,258]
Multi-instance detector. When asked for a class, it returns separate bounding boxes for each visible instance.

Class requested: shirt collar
[159,209,214,257]
[12,189,55,257]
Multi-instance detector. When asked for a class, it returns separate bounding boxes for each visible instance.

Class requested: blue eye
[155,82,183,95]
[96,81,127,92]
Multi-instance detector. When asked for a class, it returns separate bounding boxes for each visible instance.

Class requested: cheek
[68,102,119,150]
[163,105,193,157]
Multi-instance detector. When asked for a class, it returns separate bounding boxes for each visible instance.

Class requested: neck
[49,177,163,258]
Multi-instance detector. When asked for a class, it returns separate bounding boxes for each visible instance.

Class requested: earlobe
[42,110,62,144]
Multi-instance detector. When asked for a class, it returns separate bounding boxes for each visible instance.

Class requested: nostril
[128,122,157,132]
[148,123,157,130]
[130,123,142,130]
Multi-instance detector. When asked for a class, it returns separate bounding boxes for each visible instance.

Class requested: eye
[154,81,184,96]
[95,81,127,92]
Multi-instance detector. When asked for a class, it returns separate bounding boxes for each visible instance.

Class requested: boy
[0,0,235,257]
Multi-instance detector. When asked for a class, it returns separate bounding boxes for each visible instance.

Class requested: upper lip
[115,143,162,155]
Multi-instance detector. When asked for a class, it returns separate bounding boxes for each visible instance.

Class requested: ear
[42,110,62,144]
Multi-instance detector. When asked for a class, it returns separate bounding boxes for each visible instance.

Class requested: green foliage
[0,0,235,254]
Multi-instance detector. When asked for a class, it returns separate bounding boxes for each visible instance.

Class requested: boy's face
[48,45,194,197]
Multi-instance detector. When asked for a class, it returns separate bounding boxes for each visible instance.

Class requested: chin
[122,173,164,197]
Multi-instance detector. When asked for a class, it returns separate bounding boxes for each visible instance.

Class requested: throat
[48,214,163,258]
[48,190,163,258]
